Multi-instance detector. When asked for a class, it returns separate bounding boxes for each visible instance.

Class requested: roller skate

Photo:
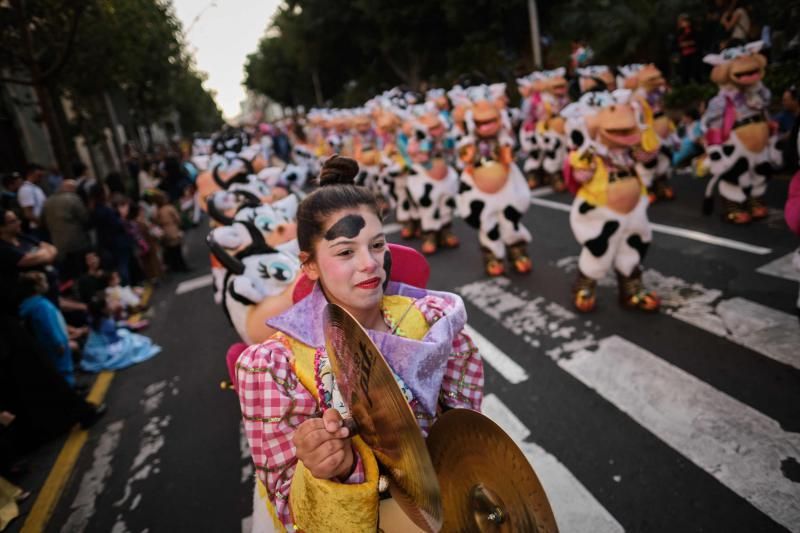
[617,268,660,312]
[572,271,597,313]
[507,242,532,274]
[437,224,459,249]
[482,247,505,277]
[721,198,752,225]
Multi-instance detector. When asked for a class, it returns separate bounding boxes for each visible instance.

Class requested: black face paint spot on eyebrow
[382,249,392,291]
[324,214,366,241]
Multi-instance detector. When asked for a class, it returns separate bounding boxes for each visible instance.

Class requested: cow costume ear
[703,53,725,66]
[745,40,764,54]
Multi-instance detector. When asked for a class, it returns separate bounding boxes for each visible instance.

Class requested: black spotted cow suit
[702,84,782,204]
[457,133,532,259]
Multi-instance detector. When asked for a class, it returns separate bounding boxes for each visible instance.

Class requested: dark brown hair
[297,155,380,256]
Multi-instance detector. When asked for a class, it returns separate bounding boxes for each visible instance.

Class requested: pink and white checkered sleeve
[415,296,484,411]
[236,339,319,528]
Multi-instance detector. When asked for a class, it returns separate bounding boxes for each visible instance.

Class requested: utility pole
[528,0,543,69]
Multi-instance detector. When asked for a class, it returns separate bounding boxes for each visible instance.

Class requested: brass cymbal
[426,409,559,533]
[323,303,443,532]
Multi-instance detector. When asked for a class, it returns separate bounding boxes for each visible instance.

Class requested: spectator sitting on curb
[0,311,106,456]
[0,207,59,304]
[17,271,79,387]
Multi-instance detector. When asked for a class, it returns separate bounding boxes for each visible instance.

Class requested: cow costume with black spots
[457,84,533,277]
[517,72,545,189]
[532,68,571,192]
[405,103,461,255]
[561,90,660,313]
[629,64,678,203]
[701,40,782,224]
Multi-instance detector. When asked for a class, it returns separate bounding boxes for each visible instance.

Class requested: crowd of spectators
[0,144,196,521]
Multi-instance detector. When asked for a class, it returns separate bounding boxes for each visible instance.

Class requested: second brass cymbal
[426,409,559,533]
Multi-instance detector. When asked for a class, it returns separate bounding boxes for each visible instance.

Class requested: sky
[171,0,282,120]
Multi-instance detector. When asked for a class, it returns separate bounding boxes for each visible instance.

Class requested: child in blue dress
[81,292,161,372]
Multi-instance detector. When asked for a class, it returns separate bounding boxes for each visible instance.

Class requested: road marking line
[649,222,772,255]
[530,197,571,212]
[241,515,253,533]
[757,251,800,282]
[482,394,625,533]
[556,257,800,370]
[383,223,402,235]
[714,297,800,370]
[21,372,115,533]
[60,420,125,532]
[175,274,214,295]
[529,197,772,255]
[460,277,800,529]
[562,335,800,532]
[530,187,555,198]
[464,324,528,384]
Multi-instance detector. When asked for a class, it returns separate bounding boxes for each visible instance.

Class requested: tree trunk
[32,81,72,176]
[311,68,323,107]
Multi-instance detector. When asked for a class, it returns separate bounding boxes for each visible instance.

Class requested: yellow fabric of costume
[636,99,661,153]
[0,476,22,530]
[571,152,646,207]
[258,295,430,532]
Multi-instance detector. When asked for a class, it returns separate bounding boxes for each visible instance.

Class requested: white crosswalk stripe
[757,250,800,282]
[465,324,528,384]
[458,278,800,532]
[482,394,626,533]
[563,336,800,532]
[555,256,800,370]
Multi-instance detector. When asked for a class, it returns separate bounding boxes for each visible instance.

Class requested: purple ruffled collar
[267,281,466,415]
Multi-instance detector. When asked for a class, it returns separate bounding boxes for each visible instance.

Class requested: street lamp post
[528,0,542,69]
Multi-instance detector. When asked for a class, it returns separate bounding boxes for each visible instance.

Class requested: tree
[0,0,86,174]
[1,0,223,173]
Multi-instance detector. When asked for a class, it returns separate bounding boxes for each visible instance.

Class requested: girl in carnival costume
[561,90,660,313]
[236,155,484,532]
[456,84,533,277]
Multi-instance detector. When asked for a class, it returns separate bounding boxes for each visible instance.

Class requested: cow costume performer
[533,68,571,192]
[562,90,660,313]
[206,193,302,344]
[517,73,545,189]
[630,64,677,203]
[701,40,781,224]
[457,85,533,277]
[406,104,460,255]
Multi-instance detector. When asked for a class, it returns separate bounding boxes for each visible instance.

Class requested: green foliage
[664,82,717,110]
[764,60,800,97]
[555,0,703,65]
[0,0,223,141]
[244,0,531,107]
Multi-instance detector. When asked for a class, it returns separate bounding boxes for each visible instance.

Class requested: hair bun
[319,155,359,187]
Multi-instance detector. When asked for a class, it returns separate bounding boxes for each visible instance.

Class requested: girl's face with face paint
[302,206,389,320]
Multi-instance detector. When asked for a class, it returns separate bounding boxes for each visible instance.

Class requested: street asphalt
[9,170,798,533]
